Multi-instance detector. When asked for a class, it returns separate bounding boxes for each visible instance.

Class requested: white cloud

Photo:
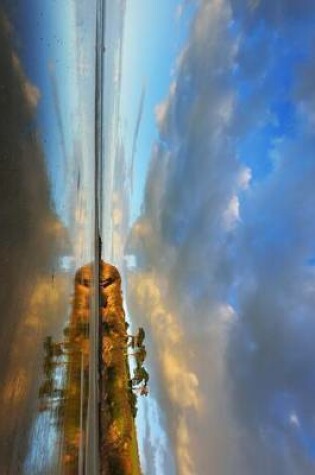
[238,167,252,189]
[128,272,201,412]
[127,1,243,473]
[223,195,240,229]
[126,0,315,474]
[176,418,195,475]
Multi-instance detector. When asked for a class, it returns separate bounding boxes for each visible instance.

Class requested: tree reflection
[38,261,147,474]
[38,264,92,474]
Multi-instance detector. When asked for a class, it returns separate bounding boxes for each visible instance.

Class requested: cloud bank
[125,1,315,473]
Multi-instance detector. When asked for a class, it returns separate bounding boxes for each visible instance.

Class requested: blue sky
[106,1,315,474]
[119,0,194,222]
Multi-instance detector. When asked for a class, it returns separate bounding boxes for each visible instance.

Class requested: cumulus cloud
[227,4,315,474]
[126,0,243,472]
[128,272,201,410]
[223,194,240,230]
[125,0,315,474]
[237,166,252,189]
[228,135,315,474]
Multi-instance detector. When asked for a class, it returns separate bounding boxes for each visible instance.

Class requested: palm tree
[126,346,147,366]
[43,336,66,358]
[43,336,53,357]
[38,378,54,399]
[132,366,149,387]
[51,342,64,358]
[136,385,149,397]
[127,327,145,348]
[43,355,55,379]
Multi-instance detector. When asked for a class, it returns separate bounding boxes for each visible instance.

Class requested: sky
[105,1,315,474]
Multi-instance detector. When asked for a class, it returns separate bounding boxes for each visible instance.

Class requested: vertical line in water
[86,0,103,473]
[79,352,84,475]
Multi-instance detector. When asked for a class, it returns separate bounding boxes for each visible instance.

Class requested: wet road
[0,1,99,473]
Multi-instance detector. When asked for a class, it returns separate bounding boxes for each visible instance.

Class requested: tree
[135,346,147,366]
[43,354,55,379]
[63,326,70,338]
[51,342,64,358]
[132,366,149,387]
[136,327,145,347]
[126,346,147,366]
[127,327,145,349]
[128,390,138,418]
[76,321,89,335]
[43,336,53,357]
[40,335,69,417]
[136,385,149,397]
[38,379,54,399]
[43,336,65,358]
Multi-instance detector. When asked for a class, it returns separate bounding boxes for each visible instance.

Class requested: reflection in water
[0,2,96,472]
[99,261,144,475]
[38,265,92,474]
[0,8,70,473]
[35,262,146,474]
